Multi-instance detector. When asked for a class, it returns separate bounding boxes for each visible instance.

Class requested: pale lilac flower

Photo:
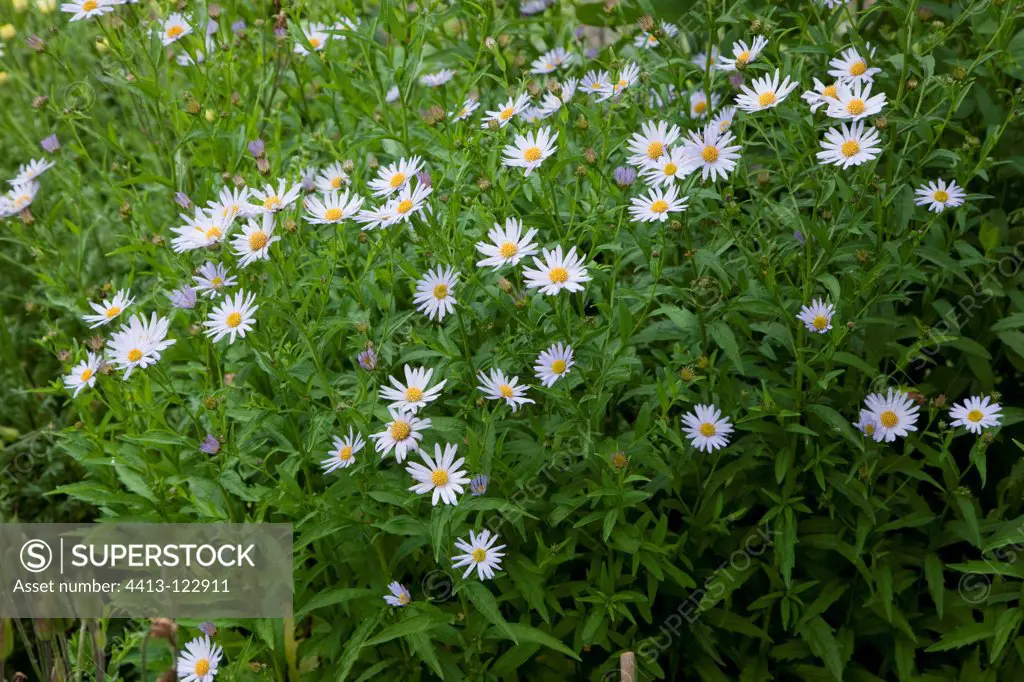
[168,286,197,309]
[470,474,488,496]
[231,19,246,33]
[357,348,378,370]
[200,435,221,454]
[41,135,61,153]
[174,192,192,210]
[614,166,637,187]
[247,138,265,158]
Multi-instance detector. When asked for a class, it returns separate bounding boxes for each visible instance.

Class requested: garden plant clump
[2,0,1024,679]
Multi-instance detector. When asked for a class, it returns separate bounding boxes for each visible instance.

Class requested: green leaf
[462,581,517,643]
[709,320,744,374]
[296,588,374,619]
[991,608,1024,663]
[362,615,441,648]
[502,623,580,660]
[797,617,844,681]
[924,554,945,619]
[925,622,991,652]
[336,612,382,682]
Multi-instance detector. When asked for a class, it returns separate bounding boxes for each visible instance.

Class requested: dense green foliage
[2,0,1024,680]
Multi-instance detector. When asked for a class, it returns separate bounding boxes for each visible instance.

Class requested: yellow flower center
[471,548,487,563]
[338,445,353,461]
[864,423,875,436]
[248,231,268,250]
[226,312,242,328]
[263,196,281,210]
[846,98,865,116]
[431,469,449,486]
[330,176,342,189]
[591,82,603,90]
[617,79,627,88]
[647,141,664,160]
[840,140,860,158]
[167,25,184,39]
[433,283,448,300]
[324,208,343,221]
[699,422,716,437]
[702,145,719,162]
[82,0,97,9]
[967,409,984,423]
[127,349,143,362]
[211,277,223,287]
[499,107,515,120]
[80,368,94,381]
[194,659,210,676]
[499,384,514,398]
[650,199,669,214]
[389,172,406,188]
[523,147,542,162]
[933,190,949,202]
[308,37,321,48]
[398,592,410,604]
[879,410,898,428]
[499,242,518,258]
[663,163,678,176]
[105,306,121,318]
[397,199,414,214]
[694,100,707,114]
[719,119,731,132]
[551,360,567,374]
[390,420,410,441]
[758,91,777,107]
[850,61,867,76]
[823,84,838,99]
[548,266,569,284]
[205,226,222,240]
[405,387,424,402]
[813,315,828,330]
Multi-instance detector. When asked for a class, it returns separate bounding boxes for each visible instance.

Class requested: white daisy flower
[176,635,222,682]
[681,404,734,452]
[413,265,459,321]
[710,105,737,133]
[634,21,678,49]
[371,408,431,463]
[816,120,881,169]
[629,183,689,222]
[717,36,768,71]
[203,290,258,344]
[249,179,301,214]
[827,47,881,85]
[10,159,55,186]
[640,147,697,188]
[626,120,681,167]
[353,203,395,231]
[538,78,577,117]
[385,85,400,103]
[193,262,237,298]
[315,162,349,191]
[534,342,574,387]
[481,93,531,129]
[83,289,134,328]
[914,179,966,213]
[520,106,545,125]
[801,78,841,113]
[160,13,192,46]
[825,80,887,120]
[7,181,39,212]
[207,186,252,225]
[383,582,412,607]
[450,96,481,121]
[382,180,432,228]
[598,61,639,101]
[171,209,231,253]
[294,22,330,55]
[304,190,364,225]
[63,352,102,398]
[854,409,879,439]
[530,46,573,73]
[321,427,365,473]
[949,396,1002,434]
[735,69,798,113]
[452,530,506,580]
[61,0,115,21]
[796,298,835,334]
[231,213,280,268]
[406,443,471,506]
[523,245,590,296]
[501,126,558,176]
[682,124,741,182]
[688,90,719,119]
[420,68,456,87]
[863,388,920,443]
[105,313,176,380]
[693,48,720,72]
[475,217,538,269]
[380,365,447,414]
[368,156,424,197]
[477,369,535,412]
[581,69,611,96]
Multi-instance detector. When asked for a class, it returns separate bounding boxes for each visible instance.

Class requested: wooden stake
[621,651,636,682]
